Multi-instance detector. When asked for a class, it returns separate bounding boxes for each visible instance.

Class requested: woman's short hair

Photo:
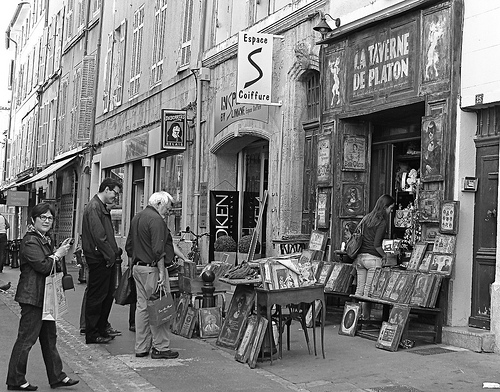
[29,202,56,223]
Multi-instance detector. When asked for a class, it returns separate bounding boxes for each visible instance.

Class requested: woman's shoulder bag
[345,222,363,259]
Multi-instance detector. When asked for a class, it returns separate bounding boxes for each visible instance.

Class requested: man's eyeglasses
[110,188,121,195]
[38,215,54,222]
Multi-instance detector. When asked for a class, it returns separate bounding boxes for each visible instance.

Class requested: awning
[16,156,77,186]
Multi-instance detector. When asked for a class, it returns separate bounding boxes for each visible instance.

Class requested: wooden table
[255,284,326,364]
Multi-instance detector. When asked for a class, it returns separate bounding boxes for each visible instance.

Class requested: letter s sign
[236,32,273,104]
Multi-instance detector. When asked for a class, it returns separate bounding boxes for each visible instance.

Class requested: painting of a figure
[341,184,364,216]
[421,115,444,181]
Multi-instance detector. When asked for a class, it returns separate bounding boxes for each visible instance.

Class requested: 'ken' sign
[236,32,273,105]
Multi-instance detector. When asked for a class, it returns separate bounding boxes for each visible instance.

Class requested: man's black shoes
[151,348,179,359]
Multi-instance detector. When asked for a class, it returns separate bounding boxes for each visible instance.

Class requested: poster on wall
[209,191,239,262]
[342,135,366,171]
[316,189,331,229]
[418,190,443,222]
[421,114,444,182]
[324,49,345,109]
[422,6,451,84]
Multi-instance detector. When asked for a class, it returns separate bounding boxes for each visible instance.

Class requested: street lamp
[313,12,341,40]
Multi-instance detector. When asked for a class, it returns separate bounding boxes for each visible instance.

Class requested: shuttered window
[180,0,194,68]
[130,6,144,98]
[151,0,167,86]
[77,56,96,142]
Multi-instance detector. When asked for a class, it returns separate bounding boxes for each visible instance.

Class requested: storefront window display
[105,166,124,236]
[156,153,183,235]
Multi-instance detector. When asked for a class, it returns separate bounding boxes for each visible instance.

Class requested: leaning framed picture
[421,114,445,182]
[376,321,404,352]
[342,135,366,171]
[235,315,258,363]
[433,233,456,254]
[406,243,427,270]
[340,183,364,217]
[338,302,361,336]
[217,285,256,349]
[440,200,460,234]
[308,230,328,252]
[247,316,268,369]
[428,253,454,276]
[199,307,222,339]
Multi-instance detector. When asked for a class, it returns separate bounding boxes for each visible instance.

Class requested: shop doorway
[369,103,424,238]
[240,142,268,256]
[469,140,498,329]
[131,160,145,220]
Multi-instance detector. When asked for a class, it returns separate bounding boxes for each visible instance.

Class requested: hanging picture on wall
[421,115,445,182]
[418,190,443,222]
[342,135,366,171]
[316,189,331,228]
[341,183,364,217]
[433,233,456,254]
[317,133,333,185]
[440,200,460,234]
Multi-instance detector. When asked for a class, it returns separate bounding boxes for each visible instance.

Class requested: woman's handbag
[147,285,175,326]
[114,267,136,305]
[42,259,69,321]
[61,257,75,291]
[345,223,363,259]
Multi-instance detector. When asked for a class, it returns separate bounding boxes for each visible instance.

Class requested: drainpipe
[193,0,208,232]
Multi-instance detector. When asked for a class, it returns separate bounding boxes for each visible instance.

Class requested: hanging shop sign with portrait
[161,109,187,150]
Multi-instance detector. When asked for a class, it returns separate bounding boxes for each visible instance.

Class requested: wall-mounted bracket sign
[161,109,187,150]
[462,177,478,192]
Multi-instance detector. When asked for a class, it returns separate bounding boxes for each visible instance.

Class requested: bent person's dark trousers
[85,257,114,340]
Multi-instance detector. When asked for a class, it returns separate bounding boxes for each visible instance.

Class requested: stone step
[442,326,495,352]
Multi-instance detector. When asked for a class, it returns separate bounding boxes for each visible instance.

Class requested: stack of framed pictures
[234,315,268,368]
[376,305,411,352]
[323,262,355,293]
[367,268,442,308]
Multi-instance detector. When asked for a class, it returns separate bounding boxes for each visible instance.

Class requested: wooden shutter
[77,55,96,142]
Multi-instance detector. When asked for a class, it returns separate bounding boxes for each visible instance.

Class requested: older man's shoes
[50,378,79,388]
[151,348,179,359]
[7,384,38,391]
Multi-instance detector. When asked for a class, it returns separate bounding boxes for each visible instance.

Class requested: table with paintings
[255,284,326,365]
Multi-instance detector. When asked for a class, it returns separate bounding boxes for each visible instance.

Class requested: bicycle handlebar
[179,227,210,239]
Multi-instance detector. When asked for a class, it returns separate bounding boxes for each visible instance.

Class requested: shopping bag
[42,262,69,321]
[147,286,175,327]
[114,267,136,305]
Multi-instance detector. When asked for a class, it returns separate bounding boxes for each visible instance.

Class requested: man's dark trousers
[0,233,7,272]
[85,257,114,341]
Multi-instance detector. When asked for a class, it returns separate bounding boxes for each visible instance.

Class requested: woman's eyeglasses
[38,215,54,222]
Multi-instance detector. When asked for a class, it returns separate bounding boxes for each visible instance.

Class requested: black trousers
[85,257,114,341]
[0,233,7,271]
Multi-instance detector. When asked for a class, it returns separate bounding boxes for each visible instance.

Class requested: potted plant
[237,234,261,263]
[213,235,237,266]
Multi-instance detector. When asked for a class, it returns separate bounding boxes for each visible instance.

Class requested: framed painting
[376,322,404,352]
[421,114,445,182]
[179,306,197,339]
[199,307,222,339]
[419,190,443,222]
[371,268,391,299]
[406,243,427,270]
[316,189,331,228]
[247,316,268,369]
[423,225,440,241]
[418,245,434,273]
[271,264,300,290]
[171,293,190,335]
[338,302,361,336]
[440,200,460,234]
[216,285,256,349]
[340,183,364,217]
[342,135,366,171]
[235,315,258,363]
[429,254,454,276]
[308,230,328,252]
[316,261,333,285]
[433,233,456,254]
[317,134,332,186]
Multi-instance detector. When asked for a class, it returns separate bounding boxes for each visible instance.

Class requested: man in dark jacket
[82,178,122,344]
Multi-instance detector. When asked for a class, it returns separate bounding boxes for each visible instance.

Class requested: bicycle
[179,226,210,265]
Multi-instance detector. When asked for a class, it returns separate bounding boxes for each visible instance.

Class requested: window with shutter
[130,5,144,99]
[111,20,127,108]
[180,0,194,68]
[151,0,167,86]
[102,32,113,113]
[70,67,82,149]
[66,0,75,41]
[57,76,69,153]
[78,56,96,142]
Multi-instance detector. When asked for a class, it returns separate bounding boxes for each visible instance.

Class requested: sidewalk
[2,265,500,392]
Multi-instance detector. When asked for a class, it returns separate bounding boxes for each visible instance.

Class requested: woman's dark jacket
[15,231,61,308]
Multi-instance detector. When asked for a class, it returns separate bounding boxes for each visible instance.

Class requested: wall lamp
[313,12,341,39]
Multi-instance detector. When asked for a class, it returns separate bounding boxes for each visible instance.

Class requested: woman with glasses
[6,202,79,390]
